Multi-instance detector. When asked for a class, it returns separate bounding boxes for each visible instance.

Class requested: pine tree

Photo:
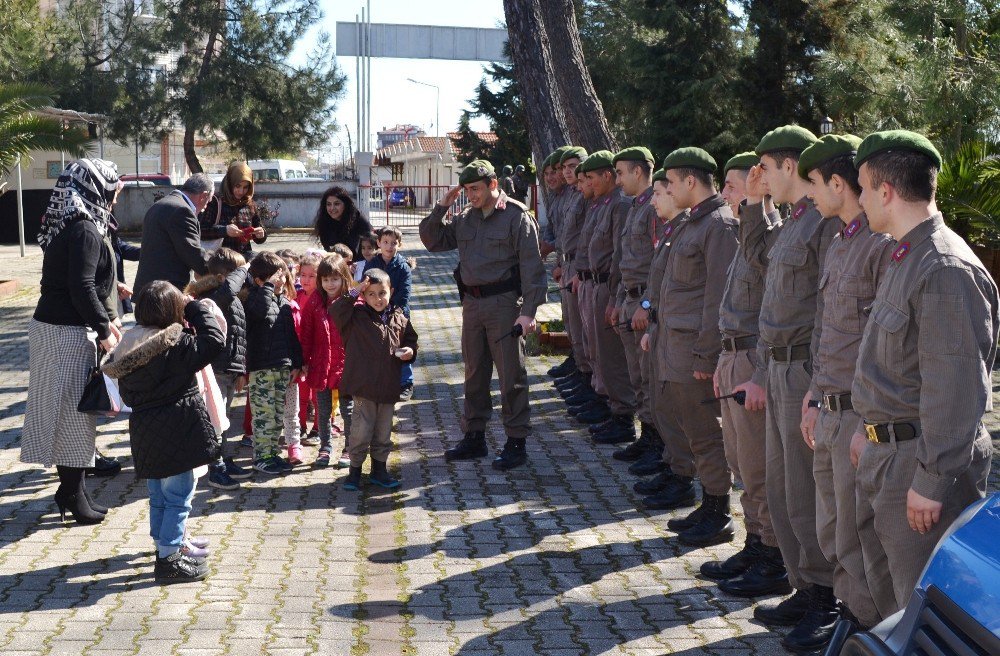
[454,56,533,169]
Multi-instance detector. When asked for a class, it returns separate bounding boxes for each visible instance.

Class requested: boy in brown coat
[329,268,418,490]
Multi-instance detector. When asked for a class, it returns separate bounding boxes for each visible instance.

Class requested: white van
[248,159,322,182]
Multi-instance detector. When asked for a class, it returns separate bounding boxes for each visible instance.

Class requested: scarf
[37,158,121,251]
[220,162,254,207]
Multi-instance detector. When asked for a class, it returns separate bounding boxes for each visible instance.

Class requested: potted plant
[938,139,1000,281]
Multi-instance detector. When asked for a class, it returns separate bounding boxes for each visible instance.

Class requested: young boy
[244,251,303,475]
[329,269,418,490]
[363,226,415,399]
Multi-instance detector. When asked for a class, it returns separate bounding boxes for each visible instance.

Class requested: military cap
[540,154,554,171]
[459,160,495,186]
[502,164,513,175]
[854,129,942,170]
[755,125,818,156]
[797,134,863,179]
[613,146,655,166]
[576,150,616,173]
[723,152,759,176]
[651,168,667,184]
[560,146,589,164]
[661,147,717,173]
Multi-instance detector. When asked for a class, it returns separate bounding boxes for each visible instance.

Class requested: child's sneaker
[308,426,319,439]
[254,457,285,475]
[223,457,252,480]
[369,459,400,489]
[207,465,240,490]
[399,383,414,402]
[315,447,332,468]
[337,450,351,469]
[240,435,253,449]
[287,444,303,465]
[181,541,210,559]
[301,434,321,447]
[343,466,362,491]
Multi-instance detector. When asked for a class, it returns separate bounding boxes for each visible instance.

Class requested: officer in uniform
[578,150,637,440]
[732,126,843,630]
[645,147,738,545]
[607,147,660,456]
[702,152,793,598]
[851,131,998,618]
[420,160,547,470]
[541,149,574,377]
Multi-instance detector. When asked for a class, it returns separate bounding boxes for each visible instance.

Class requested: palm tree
[938,139,1000,247]
[0,82,92,188]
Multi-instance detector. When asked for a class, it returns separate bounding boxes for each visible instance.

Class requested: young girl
[301,254,349,467]
[102,281,224,583]
[296,252,323,445]
[352,234,378,282]
[277,254,306,464]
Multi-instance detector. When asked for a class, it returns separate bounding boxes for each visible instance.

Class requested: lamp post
[407,78,440,137]
[820,116,834,135]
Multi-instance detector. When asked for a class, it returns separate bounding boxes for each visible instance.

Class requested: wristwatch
[640,299,651,310]
[808,399,822,409]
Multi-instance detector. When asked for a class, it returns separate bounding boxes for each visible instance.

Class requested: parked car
[248,159,323,182]
[121,174,172,186]
[829,491,1000,656]
[388,187,415,208]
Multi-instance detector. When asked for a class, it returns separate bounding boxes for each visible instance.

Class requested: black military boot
[628,446,668,475]
[492,438,527,471]
[678,494,735,547]
[548,355,576,378]
[565,387,599,406]
[701,533,761,580]
[752,587,813,626]
[445,431,488,461]
[781,585,840,653]
[633,469,674,495]
[593,414,635,444]
[719,543,792,597]
[643,475,696,510]
[575,402,611,424]
[556,373,585,393]
[665,489,708,530]
[612,424,652,461]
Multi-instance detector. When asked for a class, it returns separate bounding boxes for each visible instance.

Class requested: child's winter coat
[300,289,345,391]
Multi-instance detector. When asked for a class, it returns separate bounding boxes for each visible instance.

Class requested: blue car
[830,492,1000,656]
[388,187,415,208]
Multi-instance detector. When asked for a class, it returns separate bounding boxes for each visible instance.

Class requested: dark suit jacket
[134,191,210,292]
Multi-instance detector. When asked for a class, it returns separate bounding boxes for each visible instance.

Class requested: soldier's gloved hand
[732,380,766,412]
[514,315,535,336]
[907,489,943,535]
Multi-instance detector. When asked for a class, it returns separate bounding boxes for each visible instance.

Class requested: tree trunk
[182,3,224,174]
[539,0,617,152]
[502,0,571,169]
[182,126,202,174]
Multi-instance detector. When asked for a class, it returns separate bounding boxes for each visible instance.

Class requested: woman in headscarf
[198,162,267,257]
[21,158,124,525]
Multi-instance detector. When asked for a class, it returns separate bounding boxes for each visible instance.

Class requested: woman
[198,162,267,257]
[21,158,123,525]
[312,186,372,261]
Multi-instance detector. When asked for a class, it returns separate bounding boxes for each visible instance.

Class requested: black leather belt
[626,285,646,299]
[722,336,757,352]
[864,422,919,443]
[822,393,852,412]
[464,277,519,299]
[768,343,810,362]
[578,269,593,281]
[594,272,610,284]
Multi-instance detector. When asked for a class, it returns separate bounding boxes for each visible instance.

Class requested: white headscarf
[37,158,122,251]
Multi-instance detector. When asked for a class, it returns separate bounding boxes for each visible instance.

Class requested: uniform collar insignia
[892,242,910,262]
[664,224,674,237]
[636,188,652,206]
[844,218,861,239]
[792,204,807,220]
[602,195,612,205]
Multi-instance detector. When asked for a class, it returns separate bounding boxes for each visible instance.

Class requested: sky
[293,0,507,155]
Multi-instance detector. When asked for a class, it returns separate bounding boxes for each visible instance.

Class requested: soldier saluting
[419,160,547,470]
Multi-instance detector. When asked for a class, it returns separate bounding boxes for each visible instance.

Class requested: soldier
[600,147,658,456]
[420,160,547,470]
[851,131,997,618]
[542,149,574,377]
[644,147,738,544]
[701,152,793,599]
[729,126,843,633]
[579,151,637,440]
[788,135,896,650]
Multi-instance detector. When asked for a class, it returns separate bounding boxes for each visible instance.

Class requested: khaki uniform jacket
[419,199,548,317]
[542,185,567,251]
[810,213,894,397]
[851,214,999,502]
[574,196,603,274]
[615,187,658,309]
[644,211,690,314]
[587,188,631,284]
[559,188,587,260]
[655,194,739,382]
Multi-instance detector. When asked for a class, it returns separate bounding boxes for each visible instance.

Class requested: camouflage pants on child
[249,366,290,461]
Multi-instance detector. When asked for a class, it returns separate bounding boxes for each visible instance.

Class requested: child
[363,226,415,401]
[353,234,378,282]
[301,254,349,467]
[277,251,305,463]
[331,242,353,263]
[296,252,323,445]
[184,248,252,490]
[102,281,224,583]
[245,251,303,474]
[330,269,418,490]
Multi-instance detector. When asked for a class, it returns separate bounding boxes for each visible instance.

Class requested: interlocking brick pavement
[0,230,997,655]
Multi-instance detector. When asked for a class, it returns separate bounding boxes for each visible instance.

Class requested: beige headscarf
[220,162,254,207]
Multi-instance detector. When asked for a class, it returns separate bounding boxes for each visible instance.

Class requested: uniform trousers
[592,281,636,415]
[649,334,695,472]
[765,358,833,590]
[348,395,394,466]
[563,261,591,375]
[578,279,606,395]
[619,297,652,424]
[664,379,731,497]
[813,407,883,627]
[459,291,530,439]
[716,348,773,546]
[855,426,992,618]
[249,366,290,461]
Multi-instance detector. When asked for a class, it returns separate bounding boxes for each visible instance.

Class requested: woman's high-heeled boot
[82,485,108,515]
[54,466,104,525]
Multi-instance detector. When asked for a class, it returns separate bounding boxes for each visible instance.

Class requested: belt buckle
[864,424,879,443]
[822,396,833,412]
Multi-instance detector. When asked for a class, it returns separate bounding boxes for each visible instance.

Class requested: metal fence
[369,183,538,227]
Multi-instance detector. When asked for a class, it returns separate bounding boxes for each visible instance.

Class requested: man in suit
[134,173,214,292]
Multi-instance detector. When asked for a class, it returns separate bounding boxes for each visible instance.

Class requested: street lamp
[820,116,834,135]
[407,78,440,137]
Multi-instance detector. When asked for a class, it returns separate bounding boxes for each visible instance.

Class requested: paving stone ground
[1,230,997,656]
